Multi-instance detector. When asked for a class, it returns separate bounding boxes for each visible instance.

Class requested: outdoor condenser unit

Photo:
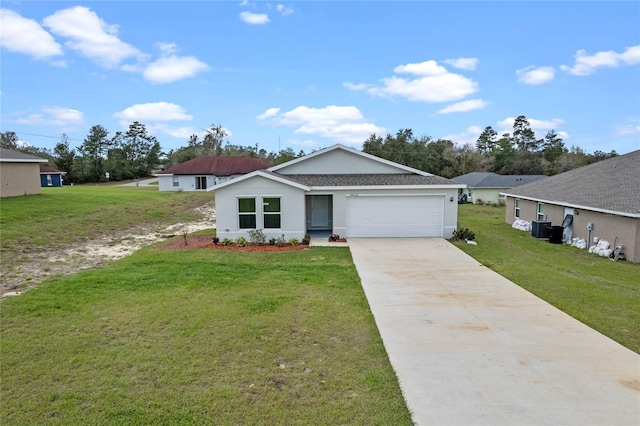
[532,220,552,238]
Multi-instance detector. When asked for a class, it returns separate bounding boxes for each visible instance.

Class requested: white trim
[502,193,640,218]
[207,170,309,192]
[346,193,447,197]
[268,144,434,176]
[0,158,48,163]
[311,184,464,191]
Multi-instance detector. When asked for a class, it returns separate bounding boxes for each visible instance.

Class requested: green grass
[0,246,412,425]
[0,186,210,253]
[453,204,640,353]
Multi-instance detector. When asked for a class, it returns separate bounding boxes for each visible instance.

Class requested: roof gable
[39,165,65,174]
[503,150,640,216]
[161,156,269,176]
[206,170,310,192]
[453,172,547,188]
[269,144,432,176]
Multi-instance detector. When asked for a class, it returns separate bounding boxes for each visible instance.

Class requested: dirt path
[1,204,216,298]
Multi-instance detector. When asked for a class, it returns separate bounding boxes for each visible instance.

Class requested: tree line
[1,115,618,184]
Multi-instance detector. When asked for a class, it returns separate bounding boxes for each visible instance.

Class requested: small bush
[247,229,266,245]
[275,234,286,247]
[221,238,233,246]
[236,237,248,247]
[302,234,311,245]
[452,228,475,241]
[268,238,276,246]
[212,236,220,245]
[475,198,484,205]
[289,238,299,246]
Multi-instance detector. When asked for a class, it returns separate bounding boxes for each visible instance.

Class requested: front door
[195,176,207,190]
[307,195,332,229]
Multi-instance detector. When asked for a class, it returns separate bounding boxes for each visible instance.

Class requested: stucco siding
[0,162,42,197]
[276,149,409,175]
[159,174,240,191]
[471,188,505,204]
[505,196,639,263]
[214,175,306,240]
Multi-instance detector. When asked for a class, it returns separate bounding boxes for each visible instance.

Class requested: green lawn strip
[0,186,211,252]
[454,204,640,353]
[0,247,412,425]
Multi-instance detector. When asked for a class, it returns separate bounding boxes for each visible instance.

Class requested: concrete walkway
[348,238,639,426]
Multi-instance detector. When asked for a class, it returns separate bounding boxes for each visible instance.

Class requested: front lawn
[454,204,640,353]
[0,246,412,425]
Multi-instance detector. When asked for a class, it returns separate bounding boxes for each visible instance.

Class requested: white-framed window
[195,176,207,190]
[514,198,521,218]
[263,197,281,229]
[537,202,545,220]
[46,174,53,186]
[238,198,256,229]
[172,176,179,187]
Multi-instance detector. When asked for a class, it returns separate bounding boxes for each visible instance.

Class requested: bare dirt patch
[159,235,309,252]
[1,204,216,298]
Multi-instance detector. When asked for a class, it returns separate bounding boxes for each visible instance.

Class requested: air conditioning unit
[532,220,551,238]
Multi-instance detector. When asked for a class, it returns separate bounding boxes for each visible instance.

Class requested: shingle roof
[162,156,270,176]
[503,150,640,216]
[453,172,547,188]
[39,164,65,174]
[0,148,49,162]
[275,173,459,186]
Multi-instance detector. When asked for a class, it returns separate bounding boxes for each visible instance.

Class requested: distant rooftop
[453,172,547,188]
[162,156,270,176]
[0,148,49,163]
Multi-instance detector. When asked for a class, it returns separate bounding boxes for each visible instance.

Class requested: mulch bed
[159,235,309,252]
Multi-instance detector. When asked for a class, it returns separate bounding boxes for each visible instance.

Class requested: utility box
[532,220,551,238]
[587,222,594,231]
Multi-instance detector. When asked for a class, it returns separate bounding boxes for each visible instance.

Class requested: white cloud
[497,117,568,138]
[0,9,64,61]
[240,11,270,24]
[42,6,143,69]
[286,139,319,149]
[15,106,84,126]
[442,125,484,146]
[438,99,488,114]
[355,60,478,103]
[617,124,640,136]
[143,55,209,84]
[443,57,479,70]
[114,102,193,124]
[257,105,385,144]
[516,66,555,85]
[561,45,640,76]
[277,4,294,16]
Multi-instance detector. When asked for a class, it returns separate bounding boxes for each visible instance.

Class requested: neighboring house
[502,150,640,263]
[210,144,465,241]
[0,148,48,197]
[39,164,65,187]
[453,172,547,204]
[157,156,270,192]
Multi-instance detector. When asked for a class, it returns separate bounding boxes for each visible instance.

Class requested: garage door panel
[346,195,443,238]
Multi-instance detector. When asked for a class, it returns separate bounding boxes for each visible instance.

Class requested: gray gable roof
[275,173,458,187]
[453,172,547,188]
[0,148,49,162]
[502,150,640,216]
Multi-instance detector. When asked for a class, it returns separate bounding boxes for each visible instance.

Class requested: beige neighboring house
[502,150,640,263]
[0,148,49,197]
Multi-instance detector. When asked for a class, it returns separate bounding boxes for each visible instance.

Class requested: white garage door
[346,195,444,238]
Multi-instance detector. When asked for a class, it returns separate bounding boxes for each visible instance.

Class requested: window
[263,197,281,229]
[46,174,52,186]
[514,199,521,218]
[195,176,207,190]
[238,198,256,229]
[172,176,179,187]
[537,202,545,220]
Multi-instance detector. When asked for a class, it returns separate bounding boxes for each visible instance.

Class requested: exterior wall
[40,174,63,187]
[214,175,306,241]
[317,187,460,238]
[158,174,241,191]
[504,196,640,263]
[276,149,409,175]
[470,188,506,204]
[0,162,42,197]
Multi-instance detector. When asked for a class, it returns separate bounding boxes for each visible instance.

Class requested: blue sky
[1,1,639,155]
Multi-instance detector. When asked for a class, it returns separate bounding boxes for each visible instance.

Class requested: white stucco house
[157,156,270,192]
[452,172,547,204]
[209,144,465,241]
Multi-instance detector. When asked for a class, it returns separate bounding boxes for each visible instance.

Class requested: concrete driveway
[348,238,639,426]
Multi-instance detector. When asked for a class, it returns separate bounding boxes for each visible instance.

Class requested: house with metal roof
[453,172,547,204]
[156,156,270,191]
[501,150,640,263]
[0,148,49,197]
[209,144,465,241]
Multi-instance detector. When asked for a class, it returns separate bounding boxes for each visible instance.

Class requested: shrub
[275,234,286,247]
[475,198,484,205]
[302,234,311,245]
[212,236,220,245]
[236,237,248,247]
[329,233,341,242]
[289,238,299,246]
[452,228,475,241]
[247,229,266,245]
[221,238,233,246]
[268,238,276,246]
